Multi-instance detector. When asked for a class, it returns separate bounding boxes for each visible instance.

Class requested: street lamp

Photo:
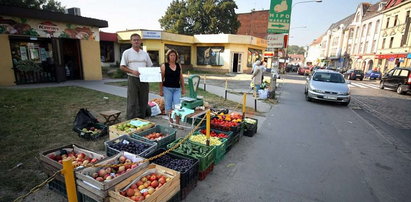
[290,26,307,30]
[292,0,322,8]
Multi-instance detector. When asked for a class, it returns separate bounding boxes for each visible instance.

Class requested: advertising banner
[268,0,293,34]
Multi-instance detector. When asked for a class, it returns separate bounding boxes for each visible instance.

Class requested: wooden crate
[75,151,149,197]
[109,118,155,140]
[109,164,180,202]
[39,144,105,182]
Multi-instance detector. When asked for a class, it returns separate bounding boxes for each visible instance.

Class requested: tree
[159,0,240,35]
[0,0,65,12]
[287,45,306,55]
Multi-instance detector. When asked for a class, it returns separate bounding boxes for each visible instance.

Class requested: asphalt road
[186,73,411,201]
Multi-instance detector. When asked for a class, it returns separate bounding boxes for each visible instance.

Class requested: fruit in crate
[115,120,150,132]
[48,150,99,167]
[211,118,239,128]
[111,140,151,155]
[144,132,165,140]
[89,155,140,182]
[81,127,102,134]
[119,173,170,201]
[244,118,257,124]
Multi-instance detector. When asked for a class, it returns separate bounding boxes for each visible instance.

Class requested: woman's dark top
[163,63,181,88]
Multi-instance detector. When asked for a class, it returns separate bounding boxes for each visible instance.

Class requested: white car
[305,70,351,106]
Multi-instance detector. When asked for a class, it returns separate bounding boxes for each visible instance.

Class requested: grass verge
[0,86,127,202]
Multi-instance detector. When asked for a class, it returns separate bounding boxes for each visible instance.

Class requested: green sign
[268,0,293,34]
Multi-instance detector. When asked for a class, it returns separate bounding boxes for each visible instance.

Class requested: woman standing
[159,49,185,125]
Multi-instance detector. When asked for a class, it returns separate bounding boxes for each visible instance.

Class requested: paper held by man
[139,67,161,82]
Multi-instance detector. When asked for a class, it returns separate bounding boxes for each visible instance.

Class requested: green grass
[0,86,127,202]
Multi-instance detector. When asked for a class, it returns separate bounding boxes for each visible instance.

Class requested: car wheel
[397,85,405,94]
[305,93,312,102]
[360,78,363,81]
[379,81,384,89]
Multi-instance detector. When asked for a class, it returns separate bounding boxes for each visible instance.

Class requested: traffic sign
[268,0,293,34]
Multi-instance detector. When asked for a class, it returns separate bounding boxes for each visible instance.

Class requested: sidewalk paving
[5,75,273,113]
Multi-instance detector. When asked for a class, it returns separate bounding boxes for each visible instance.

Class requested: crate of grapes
[104,135,157,158]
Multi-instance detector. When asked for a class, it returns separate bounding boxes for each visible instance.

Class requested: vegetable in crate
[152,154,196,173]
[244,118,257,124]
[144,132,165,140]
[168,141,210,156]
[111,141,150,154]
[190,134,222,146]
[211,119,239,127]
[199,129,229,138]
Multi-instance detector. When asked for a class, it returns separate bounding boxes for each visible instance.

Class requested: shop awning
[100,32,117,42]
[375,54,408,59]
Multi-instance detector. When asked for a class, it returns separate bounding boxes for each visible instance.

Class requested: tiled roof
[328,13,355,31]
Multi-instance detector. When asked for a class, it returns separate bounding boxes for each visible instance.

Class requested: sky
[58,0,383,46]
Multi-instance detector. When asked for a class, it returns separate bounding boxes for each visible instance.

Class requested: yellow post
[242,93,247,119]
[62,159,78,202]
[225,79,228,90]
[206,110,210,146]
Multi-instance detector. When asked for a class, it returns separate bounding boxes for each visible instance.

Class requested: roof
[310,34,324,46]
[385,0,408,10]
[328,13,355,31]
[363,0,389,21]
[0,6,108,28]
[100,32,117,42]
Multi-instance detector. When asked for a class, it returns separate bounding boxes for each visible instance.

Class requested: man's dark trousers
[127,76,149,119]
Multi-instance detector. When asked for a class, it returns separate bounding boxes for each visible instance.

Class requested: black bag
[73,108,98,130]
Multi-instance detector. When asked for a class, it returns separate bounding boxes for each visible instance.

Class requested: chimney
[65,7,81,16]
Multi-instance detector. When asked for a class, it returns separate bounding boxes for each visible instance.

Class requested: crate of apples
[119,173,170,201]
[144,132,165,141]
[48,150,99,167]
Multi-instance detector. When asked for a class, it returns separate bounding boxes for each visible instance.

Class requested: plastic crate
[195,126,234,150]
[48,179,107,202]
[167,138,215,172]
[168,190,181,202]
[149,149,199,199]
[104,135,157,157]
[243,117,258,137]
[131,125,177,149]
[210,118,242,134]
[189,134,227,164]
[180,178,197,200]
[73,122,108,140]
[198,163,214,181]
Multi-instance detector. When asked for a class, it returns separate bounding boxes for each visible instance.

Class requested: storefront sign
[267,34,285,49]
[375,54,407,59]
[264,52,274,56]
[407,53,411,58]
[38,22,59,36]
[142,31,161,39]
[268,0,293,34]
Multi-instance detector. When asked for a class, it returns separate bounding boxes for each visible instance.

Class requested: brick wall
[237,10,269,39]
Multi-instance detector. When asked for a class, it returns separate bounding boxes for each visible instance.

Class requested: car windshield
[372,71,380,73]
[354,70,363,73]
[313,72,345,83]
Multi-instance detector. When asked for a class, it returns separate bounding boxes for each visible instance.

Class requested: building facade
[0,6,107,86]
[376,0,411,73]
[116,30,267,74]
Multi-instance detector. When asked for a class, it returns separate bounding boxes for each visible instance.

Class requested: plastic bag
[150,103,161,116]
[258,89,268,99]
[73,108,98,130]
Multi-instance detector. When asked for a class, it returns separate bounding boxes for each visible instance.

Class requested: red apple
[130,184,137,189]
[126,188,135,197]
[98,169,107,177]
[96,177,104,182]
[119,156,126,163]
[150,180,159,188]
[149,174,157,181]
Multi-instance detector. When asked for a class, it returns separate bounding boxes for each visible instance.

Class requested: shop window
[165,44,191,65]
[247,48,263,67]
[196,46,224,66]
[100,41,115,63]
[147,51,159,67]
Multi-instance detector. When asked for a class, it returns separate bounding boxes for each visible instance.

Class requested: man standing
[120,33,153,119]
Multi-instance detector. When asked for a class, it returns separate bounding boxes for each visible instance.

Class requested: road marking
[358,83,379,89]
[350,83,367,88]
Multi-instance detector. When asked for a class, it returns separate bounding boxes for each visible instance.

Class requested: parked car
[298,66,310,75]
[379,67,411,94]
[344,69,364,80]
[305,70,351,106]
[364,70,382,80]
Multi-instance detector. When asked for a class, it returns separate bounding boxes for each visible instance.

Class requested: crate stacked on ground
[74,123,108,140]
[109,163,180,202]
[75,151,149,201]
[243,117,258,137]
[109,118,155,140]
[210,112,243,150]
[131,125,177,150]
[195,126,234,152]
[167,138,215,180]
[105,135,157,158]
[39,144,106,182]
[188,133,227,164]
[149,149,199,200]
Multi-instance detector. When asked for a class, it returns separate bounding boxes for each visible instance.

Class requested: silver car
[305,70,351,106]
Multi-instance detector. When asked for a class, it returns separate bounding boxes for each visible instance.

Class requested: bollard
[62,159,78,202]
[206,110,210,146]
[224,79,228,101]
[204,74,207,91]
[242,93,247,119]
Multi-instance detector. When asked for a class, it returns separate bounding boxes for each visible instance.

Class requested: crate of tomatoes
[131,125,177,150]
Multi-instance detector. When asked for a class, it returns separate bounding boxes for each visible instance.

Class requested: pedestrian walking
[120,33,153,119]
[251,63,264,95]
[159,49,185,126]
